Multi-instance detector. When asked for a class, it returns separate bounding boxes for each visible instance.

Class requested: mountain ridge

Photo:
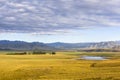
[0,40,56,51]
[0,40,120,50]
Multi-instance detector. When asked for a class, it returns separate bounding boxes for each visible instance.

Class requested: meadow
[0,51,120,80]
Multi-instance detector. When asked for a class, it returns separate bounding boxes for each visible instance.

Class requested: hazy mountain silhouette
[0,40,120,50]
[0,40,56,51]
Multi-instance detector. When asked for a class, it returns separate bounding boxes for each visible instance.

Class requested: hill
[0,40,56,51]
[47,41,120,50]
[0,40,120,51]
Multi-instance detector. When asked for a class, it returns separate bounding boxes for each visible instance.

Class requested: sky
[0,0,120,43]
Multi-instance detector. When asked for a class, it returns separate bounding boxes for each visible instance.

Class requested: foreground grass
[0,52,120,80]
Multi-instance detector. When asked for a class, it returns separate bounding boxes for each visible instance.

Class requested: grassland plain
[0,51,120,80]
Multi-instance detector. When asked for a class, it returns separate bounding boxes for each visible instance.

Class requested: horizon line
[0,40,119,44]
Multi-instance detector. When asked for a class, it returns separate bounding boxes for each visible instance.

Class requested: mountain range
[0,40,120,51]
[47,41,120,49]
[0,40,56,51]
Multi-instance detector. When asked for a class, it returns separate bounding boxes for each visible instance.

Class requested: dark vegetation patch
[6,50,56,55]
[90,62,120,67]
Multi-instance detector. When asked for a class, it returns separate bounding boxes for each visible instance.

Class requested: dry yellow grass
[0,52,119,80]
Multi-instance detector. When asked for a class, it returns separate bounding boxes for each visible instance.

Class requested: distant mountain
[47,41,120,49]
[0,40,56,51]
[47,42,93,49]
[0,40,120,51]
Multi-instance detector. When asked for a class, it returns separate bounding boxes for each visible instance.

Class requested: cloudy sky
[0,0,120,43]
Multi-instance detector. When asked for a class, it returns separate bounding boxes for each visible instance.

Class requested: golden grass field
[0,51,120,80]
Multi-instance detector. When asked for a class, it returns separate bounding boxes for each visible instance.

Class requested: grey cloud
[0,0,120,34]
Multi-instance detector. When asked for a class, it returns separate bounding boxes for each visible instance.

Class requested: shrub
[7,52,27,55]
[49,52,56,55]
[32,51,46,55]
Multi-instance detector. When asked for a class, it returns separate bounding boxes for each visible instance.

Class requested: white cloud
[0,0,120,34]
[4,17,16,21]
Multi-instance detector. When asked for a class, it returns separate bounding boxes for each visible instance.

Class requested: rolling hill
[0,40,56,51]
[47,41,120,49]
[0,40,120,51]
